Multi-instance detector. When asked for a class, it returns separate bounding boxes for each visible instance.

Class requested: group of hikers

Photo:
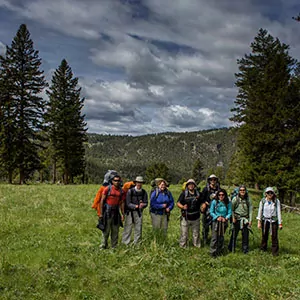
[92,171,283,257]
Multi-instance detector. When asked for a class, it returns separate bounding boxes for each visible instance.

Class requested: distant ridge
[85,127,238,183]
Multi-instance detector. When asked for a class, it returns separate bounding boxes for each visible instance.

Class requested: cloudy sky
[0,0,299,135]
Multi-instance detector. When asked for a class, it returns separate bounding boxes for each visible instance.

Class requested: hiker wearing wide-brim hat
[177,178,202,248]
[122,176,148,245]
[201,174,221,245]
[257,187,283,256]
[150,179,174,236]
[133,176,145,183]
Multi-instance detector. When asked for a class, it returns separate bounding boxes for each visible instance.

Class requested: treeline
[0,24,87,184]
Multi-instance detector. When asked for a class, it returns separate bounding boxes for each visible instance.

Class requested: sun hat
[186,179,196,186]
[134,176,145,183]
[265,187,275,193]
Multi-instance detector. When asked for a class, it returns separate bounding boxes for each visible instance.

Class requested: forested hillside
[85,127,238,183]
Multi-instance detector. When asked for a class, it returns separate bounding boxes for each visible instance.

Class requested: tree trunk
[19,167,25,185]
[52,160,56,184]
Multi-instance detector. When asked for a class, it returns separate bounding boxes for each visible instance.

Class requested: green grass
[0,184,299,300]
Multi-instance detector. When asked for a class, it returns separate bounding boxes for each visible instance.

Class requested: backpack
[92,170,120,214]
[103,170,118,185]
[232,195,250,211]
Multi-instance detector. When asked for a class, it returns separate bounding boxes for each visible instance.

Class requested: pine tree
[46,59,87,184]
[191,158,204,184]
[231,29,299,199]
[145,162,170,183]
[0,52,17,183]
[0,24,46,184]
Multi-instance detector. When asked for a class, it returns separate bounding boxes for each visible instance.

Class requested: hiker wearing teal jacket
[210,189,232,257]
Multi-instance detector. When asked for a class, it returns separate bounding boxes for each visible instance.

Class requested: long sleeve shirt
[257,198,282,225]
[210,199,232,221]
[150,189,174,214]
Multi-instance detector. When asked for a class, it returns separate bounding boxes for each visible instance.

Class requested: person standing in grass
[201,174,221,245]
[210,189,232,257]
[177,179,202,248]
[99,174,125,249]
[150,178,174,236]
[257,187,282,256]
[228,185,253,254]
[122,176,148,245]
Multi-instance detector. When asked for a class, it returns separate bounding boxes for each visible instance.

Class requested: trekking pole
[232,223,235,253]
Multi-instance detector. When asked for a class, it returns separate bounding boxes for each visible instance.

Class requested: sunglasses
[239,189,246,192]
[266,191,274,195]
[113,179,120,182]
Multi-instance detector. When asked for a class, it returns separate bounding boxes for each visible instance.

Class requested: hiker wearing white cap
[122,176,148,245]
[257,187,283,256]
[177,179,202,248]
[201,174,221,245]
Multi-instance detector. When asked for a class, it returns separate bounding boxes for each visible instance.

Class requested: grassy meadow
[0,184,299,300]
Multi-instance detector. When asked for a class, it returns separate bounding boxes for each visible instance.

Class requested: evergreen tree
[0,53,17,183]
[46,59,87,184]
[0,24,46,184]
[191,158,204,184]
[231,29,299,200]
[145,162,170,183]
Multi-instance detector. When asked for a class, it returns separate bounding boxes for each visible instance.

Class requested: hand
[232,218,236,223]
[136,205,139,209]
[248,222,252,228]
[165,207,170,213]
[183,204,188,210]
[279,224,283,230]
[139,203,144,209]
[121,214,124,222]
[162,203,167,208]
[257,221,261,229]
[217,216,223,222]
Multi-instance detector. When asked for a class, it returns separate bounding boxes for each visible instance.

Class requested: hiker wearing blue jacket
[150,179,174,236]
[210,189,232,257]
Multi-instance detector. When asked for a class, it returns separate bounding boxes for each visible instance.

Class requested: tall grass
[0,184,299,300]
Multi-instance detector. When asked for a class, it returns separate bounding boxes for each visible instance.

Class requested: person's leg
[101,217,111,249]
[133,211,143,244]
[122,212,133,245]
[260,221,269,251]
[179,217,189,248]
[242,224,249,253]
[210,221,218,257]
[228,221,239,252]
[191,218,201,248]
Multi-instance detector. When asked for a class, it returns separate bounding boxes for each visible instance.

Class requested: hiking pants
[228,220,249,253]
[179,217,201,248]
[260,221,279,256]
[101,216,120,248]
[151,213,168,235]
[202,211,212,244]
[210,221,228,257]
[122,211,143,245]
